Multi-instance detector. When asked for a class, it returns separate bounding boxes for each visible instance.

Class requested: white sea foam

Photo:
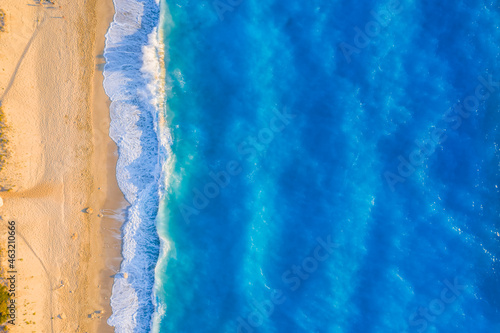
[150,2,176,332]
[103,0,169,331]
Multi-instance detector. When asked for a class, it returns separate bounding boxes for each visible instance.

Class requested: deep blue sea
[103,0,500,332]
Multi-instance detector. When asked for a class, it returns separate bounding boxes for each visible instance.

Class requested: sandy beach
[0,0,123,332]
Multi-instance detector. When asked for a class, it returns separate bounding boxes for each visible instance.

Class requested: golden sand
[0,0,123,331]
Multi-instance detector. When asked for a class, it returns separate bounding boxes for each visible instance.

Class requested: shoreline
[93,0,124,331]
[102,0,165,329]
[0,0,123,331]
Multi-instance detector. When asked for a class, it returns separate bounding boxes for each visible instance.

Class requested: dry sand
[0,0,124,332]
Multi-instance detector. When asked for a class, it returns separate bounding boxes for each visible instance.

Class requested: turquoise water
[104,0,500,332]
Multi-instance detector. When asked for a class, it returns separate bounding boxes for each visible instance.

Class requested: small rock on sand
[88,309,105,319]
[84,207,93,214]
[97,213,103,218]
[71,233,78,240]
[58,313,66,320]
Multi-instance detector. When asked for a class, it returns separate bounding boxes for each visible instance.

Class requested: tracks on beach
[0,11,47,105]
[17,231,54,333]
